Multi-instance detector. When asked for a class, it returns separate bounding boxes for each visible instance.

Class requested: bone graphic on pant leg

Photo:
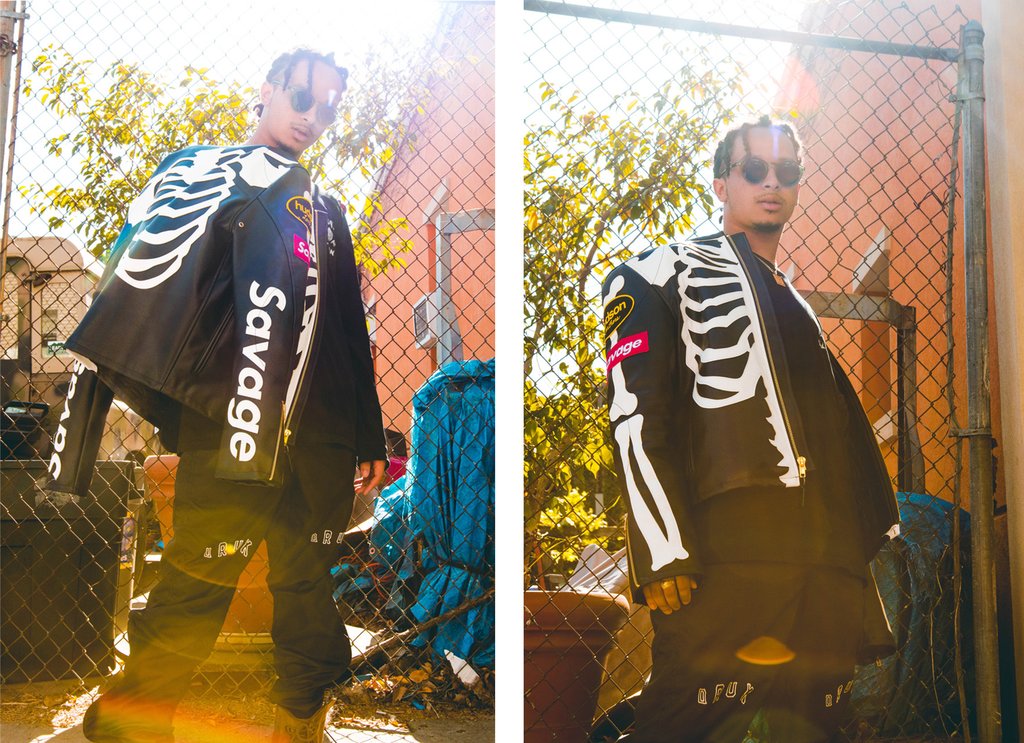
[741,683,754,704]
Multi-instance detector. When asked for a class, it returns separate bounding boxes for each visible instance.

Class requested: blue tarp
[331,479,413,613]
[371,478,416,579]
[333,360,495,669]
[405,359,495,668]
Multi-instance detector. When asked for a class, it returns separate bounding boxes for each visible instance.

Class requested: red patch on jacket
[607,331,649,372]
[293,234,311,265]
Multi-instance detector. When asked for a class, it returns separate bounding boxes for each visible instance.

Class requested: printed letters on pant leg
[762,567,864,743]
[626,564,811,743]
[119,449,283,708]
[762,670,857,743]
[266,444,357,716]
[627,614,770,743]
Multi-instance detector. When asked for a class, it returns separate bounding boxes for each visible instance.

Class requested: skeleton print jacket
[603,232,900,598]
[48,145,386,495]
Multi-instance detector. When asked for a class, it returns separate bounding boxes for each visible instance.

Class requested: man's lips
[757,197,783,210]
[291,125,313,139]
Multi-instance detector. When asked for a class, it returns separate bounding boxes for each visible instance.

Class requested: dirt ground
[0,676,495,742]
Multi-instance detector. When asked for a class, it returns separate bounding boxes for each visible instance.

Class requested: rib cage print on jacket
[673,241,798,483]
[602,236,806,590]
[115,147,295,290]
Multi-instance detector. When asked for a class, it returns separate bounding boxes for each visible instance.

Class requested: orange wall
[776,0,1004,505]
[369,5,495,437]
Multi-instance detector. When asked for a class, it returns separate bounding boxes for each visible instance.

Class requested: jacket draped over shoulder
[49,145,385,494]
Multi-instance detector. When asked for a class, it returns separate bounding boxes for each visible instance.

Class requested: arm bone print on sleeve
[605,273,690,572]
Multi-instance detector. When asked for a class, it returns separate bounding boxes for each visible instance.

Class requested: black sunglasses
[271,59,346,127]
[728,156,804,188]
[271,82,339,126]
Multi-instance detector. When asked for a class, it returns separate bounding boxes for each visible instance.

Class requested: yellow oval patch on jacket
[286,196,313,231]
[604,294,635,339]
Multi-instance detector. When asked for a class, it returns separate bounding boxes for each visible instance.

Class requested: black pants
[108,444,356,722]
[622,563,867,743]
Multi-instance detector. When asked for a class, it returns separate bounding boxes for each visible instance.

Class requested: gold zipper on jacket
[269,402,285,481]
[726,235,806,490]
[282,189,322,447]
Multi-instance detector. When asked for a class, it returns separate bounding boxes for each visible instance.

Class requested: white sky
[27,0,444,88]
[523,0,822,392]
[525,0,819,236]
[8,0,448,241]
[10,0,822,245]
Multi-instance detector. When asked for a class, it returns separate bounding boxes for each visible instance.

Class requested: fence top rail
[524,0,960,63]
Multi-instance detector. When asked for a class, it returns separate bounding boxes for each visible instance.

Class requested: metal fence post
[960,19,1003,743]
[0,1,16,192]
[0,0,25,275]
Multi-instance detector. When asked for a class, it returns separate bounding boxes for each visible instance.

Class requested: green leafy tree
[535,488,608,576]
[21,46,429,276]
[524,57,746,583]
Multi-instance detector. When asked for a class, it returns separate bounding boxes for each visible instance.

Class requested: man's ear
[259,81,274,109]
[712,177,728,204]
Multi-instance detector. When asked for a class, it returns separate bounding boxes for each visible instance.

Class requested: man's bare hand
[642,575,699,615]
[355,460,387,496]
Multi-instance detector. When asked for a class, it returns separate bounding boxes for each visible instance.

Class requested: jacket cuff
[356,441,388,463]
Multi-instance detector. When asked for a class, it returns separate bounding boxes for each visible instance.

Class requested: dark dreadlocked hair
[253,48,349,117]
[712,115,803,179]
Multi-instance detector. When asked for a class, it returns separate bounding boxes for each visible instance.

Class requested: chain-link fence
[524,0,995,740]
[0,1,495,739]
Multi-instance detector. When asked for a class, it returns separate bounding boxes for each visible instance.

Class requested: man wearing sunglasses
[604,116,899,742]
[250,50,348,156]
[47,49,387,743]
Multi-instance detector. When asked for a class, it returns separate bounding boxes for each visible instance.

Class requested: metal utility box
[0,459,138,682]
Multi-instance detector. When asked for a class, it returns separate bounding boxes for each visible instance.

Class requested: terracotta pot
[142,455,273,635]
[524,589,631,743]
